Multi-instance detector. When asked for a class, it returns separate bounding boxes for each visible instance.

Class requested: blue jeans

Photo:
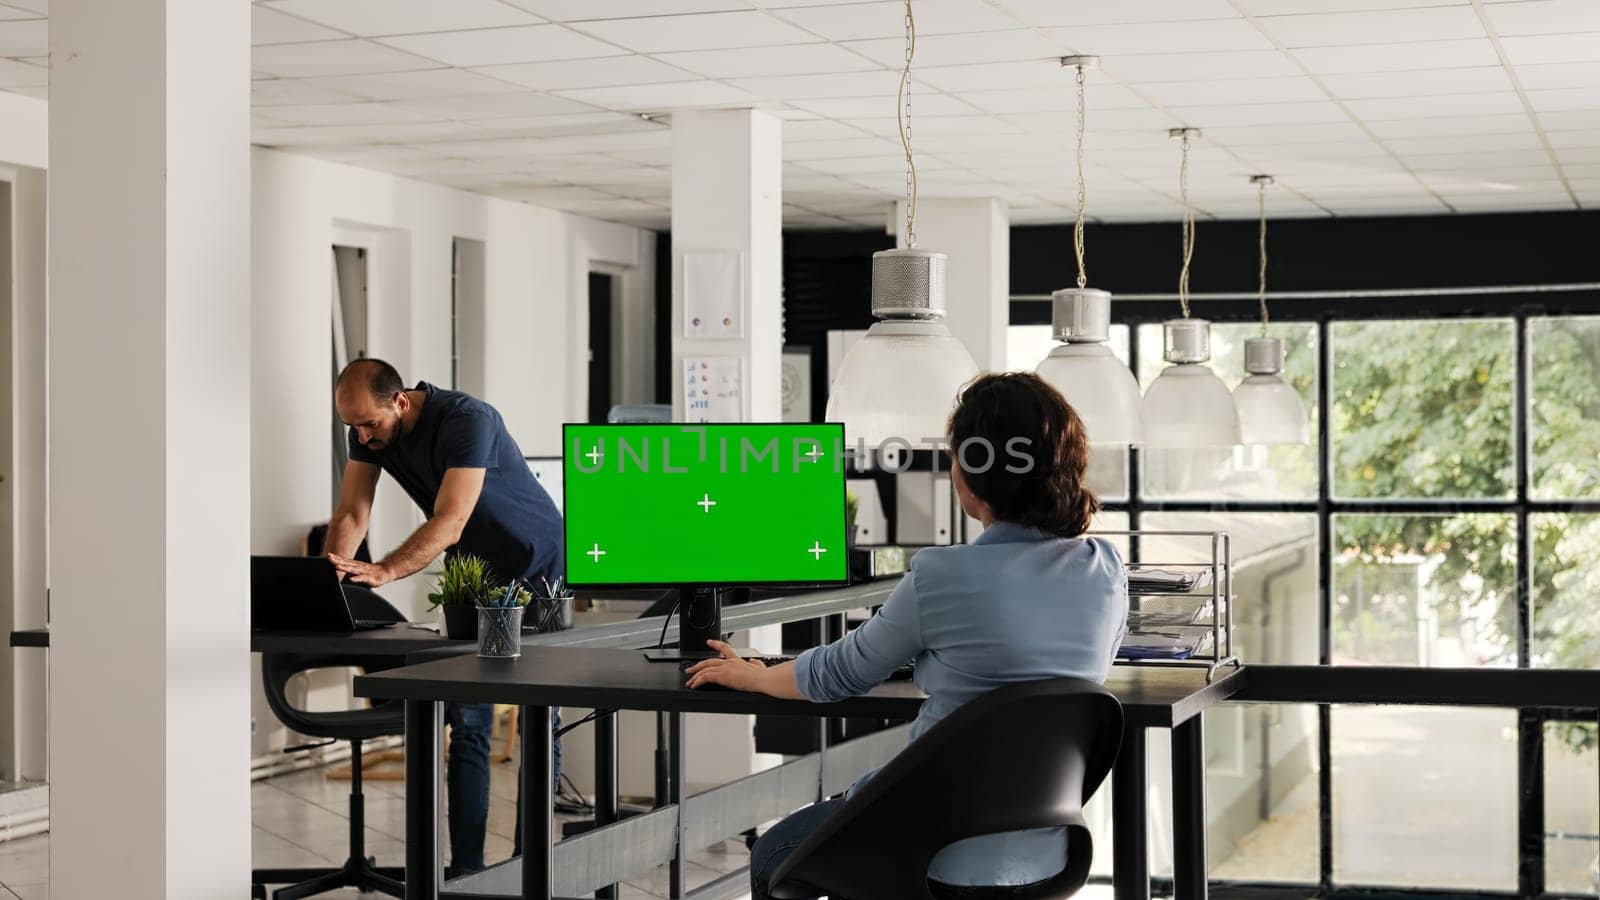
[446,703,562,874]
[749,798,845,900]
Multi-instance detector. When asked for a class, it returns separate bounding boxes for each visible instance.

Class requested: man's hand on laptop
[328,553,394,588]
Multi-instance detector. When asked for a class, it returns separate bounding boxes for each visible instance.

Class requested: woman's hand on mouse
[685,640,767,692]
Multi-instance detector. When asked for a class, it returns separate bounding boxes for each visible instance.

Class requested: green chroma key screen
[563,423,849,587]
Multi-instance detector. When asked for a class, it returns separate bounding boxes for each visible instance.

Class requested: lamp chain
[1177,129,1195,319]
[1073,64,1087,289]
[1257,177,1269,335]
[897,0,918,248]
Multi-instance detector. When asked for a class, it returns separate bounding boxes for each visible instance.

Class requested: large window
[1008,299,1600,895]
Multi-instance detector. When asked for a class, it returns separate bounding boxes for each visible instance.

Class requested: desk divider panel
[442,727,910,898]
[680,755,821,852]
[821,724,911,797]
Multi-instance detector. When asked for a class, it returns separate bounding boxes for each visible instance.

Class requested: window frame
[1011,287,1600,897]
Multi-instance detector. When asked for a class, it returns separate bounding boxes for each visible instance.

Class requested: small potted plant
[477,581,533,658]
[428,553,493,640]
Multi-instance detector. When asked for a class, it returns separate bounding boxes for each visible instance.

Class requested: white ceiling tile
[253,79,356,107]
[399,92,597,119]
[796,154,957,174]
[916,60,1080,92]
[1254,6,1484,48]
[301,68,528,101]
[1101,50,1303,83]
[0,19,46,56]
[0,56,44,87]
[844,30,1067,68]
[657,42,880,78]
[570,10,816,52]
[726,69,900,99]
[1386,131,1544,153]
[997,0,1240,27]
[1539,109,1600,131]
[1367,113,1533,138]
[473,55,700,90]
[0,5,38,20]
[1318,66,1513,98]
[784,137,901,160]
[449,111,664,138]
[253,6,347,44]
[783,118,872,141]
[1445,193,1574,212]
[380,25,626,67]
[606,146,677,165]
[1234,139,1392,160]
[1515,61,1600,91]
[770,0,1022,40]
[845,114,1021,137]
[553,80,760,110]
[1292,38,1499,74]
[1418,165,1559,187]
[252,39,443,77]
[1344,91,1526,120]
[790,92,978,117]
[1045,19,1274,55]
[289,143,451,163]
[1200,121,1371,144]
[1529,87,1600,112]
[1169,100,1348,127]
[506,1,752,21]
[266,0,540,36]
[1485,0,1600,37]
[1501,32,1600,66]
[956,83,1147,114]
[1558,146,1600,164]
[3,84,45,100]
[265,101,443,126]
[1137,75,1326,106]
[1545,128,1600,148]
[1237,0,1470,13]
[253,120,479,145]
[1401,148,1554,168]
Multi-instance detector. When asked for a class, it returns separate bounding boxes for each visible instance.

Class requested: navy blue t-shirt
[348,382,563,585]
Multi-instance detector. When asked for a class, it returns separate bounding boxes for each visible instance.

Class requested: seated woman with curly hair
[686,371,1129,899]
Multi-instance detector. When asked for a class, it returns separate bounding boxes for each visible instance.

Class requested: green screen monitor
[563,423,850,588]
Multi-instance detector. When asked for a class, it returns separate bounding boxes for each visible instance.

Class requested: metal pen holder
[476,605,525,658]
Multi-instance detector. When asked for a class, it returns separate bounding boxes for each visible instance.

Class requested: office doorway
[588,271,616,422]
[331,244,368,506]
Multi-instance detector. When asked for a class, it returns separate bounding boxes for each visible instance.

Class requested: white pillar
[669,109,785,787]
[48,0,252,896]
[670,109,784,422]
[896,198,1010,371]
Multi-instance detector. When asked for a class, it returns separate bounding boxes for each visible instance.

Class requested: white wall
[249,147,655,753]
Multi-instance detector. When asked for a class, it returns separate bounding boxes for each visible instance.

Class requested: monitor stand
[642,587,725,662]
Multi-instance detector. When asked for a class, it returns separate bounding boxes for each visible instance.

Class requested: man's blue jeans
[446,703,562,874]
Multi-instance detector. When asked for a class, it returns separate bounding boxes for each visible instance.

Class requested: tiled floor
[0,758,754,899]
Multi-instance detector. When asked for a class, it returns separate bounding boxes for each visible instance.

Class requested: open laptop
[251,555,394,632]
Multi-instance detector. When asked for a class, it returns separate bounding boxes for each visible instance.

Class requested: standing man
[325,358,563,877]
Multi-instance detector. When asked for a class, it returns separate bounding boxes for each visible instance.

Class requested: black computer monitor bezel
[560,421,852,590]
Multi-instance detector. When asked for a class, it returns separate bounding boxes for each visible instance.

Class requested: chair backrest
[260,653,406,742]
[768,676,1123,900]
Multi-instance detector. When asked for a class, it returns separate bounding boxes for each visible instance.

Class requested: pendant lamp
[1035,55,1144,446]
[1233,175,1310,445]
[824,0,977,447]
[1142,128,1242,449]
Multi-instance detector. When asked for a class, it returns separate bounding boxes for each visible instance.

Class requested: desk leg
[404,700,440,900]
[668,712,684,899]
[1172,717,1208,900]
[522,705,554,900]
[595,711,618,900]
[1111,727,1149,900]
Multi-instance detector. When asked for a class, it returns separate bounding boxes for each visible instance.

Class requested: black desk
[9,624,471,659]
[356,645,1245,900]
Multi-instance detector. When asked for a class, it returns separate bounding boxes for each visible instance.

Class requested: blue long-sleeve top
[793,521,1128,887]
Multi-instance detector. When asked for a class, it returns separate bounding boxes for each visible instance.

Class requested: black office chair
[251,588,408,900]
[767,676,1124,900]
